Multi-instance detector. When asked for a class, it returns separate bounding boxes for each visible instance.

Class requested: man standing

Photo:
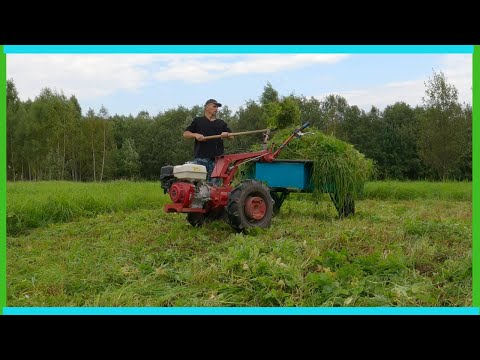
[183,99,233,183]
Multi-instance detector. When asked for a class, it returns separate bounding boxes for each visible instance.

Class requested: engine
[169,182,196,207]
[161,163,214,209]
[161,163,208,192]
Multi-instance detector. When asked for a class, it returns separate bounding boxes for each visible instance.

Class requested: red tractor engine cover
[169,182,195,207]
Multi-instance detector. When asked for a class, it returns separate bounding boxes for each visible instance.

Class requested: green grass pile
[265,126,375,205]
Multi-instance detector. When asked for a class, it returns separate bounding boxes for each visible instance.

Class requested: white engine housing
[173,163,207,181]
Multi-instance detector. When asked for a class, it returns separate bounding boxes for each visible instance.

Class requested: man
[183,99,233,183]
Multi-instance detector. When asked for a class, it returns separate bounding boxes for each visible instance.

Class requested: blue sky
[7,54,472,117]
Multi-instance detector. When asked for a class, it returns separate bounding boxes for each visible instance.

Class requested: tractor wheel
[270,191,289,215]
[329,193,355,218]
[226,180,274,233]
[186,212,206,227]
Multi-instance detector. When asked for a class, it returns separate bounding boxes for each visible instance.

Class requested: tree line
[6,70,471,182]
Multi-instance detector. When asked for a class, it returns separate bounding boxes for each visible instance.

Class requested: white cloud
[153,54,349,83]
[7,54,158,101]
[7,54,349,103]
[318,79,427,111]
[441,54,472,105]
[317,54,472,111]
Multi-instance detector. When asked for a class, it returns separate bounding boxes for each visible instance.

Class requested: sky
[6,53,472,117]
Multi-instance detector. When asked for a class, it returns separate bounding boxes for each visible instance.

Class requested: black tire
[329,193,355,218]
[186,212,206,227]
[270,191,289,215]
[227,180,274,233]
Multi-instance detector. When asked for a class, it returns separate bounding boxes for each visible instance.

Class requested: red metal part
[164,204,206,213]
[209,186,231,208]
[169,182,195,207]
[210,150,270,187]
[244,196,266,220]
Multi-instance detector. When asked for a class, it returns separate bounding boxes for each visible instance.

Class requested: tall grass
[7,181,166,236]
[267,126,374,206]
[8,180,470,236]
[362,181,471,201]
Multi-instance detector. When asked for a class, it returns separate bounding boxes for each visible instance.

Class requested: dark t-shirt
[185,116,232,159]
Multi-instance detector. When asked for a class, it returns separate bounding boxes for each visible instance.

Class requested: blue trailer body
[244,159,355,218]
[248,160,313,191]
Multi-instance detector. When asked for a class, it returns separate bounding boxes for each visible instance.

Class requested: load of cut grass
[253,125,375,208]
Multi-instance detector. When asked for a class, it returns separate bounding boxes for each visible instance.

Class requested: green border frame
[0,45,6,315]
[473,45,479,308]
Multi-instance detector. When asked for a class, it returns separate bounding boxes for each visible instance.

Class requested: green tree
[296,95,324,129]
[277,96,301,129]
[320,95,349,137]
[83,108,104,181]
[136,110,151,120]
[260,83,301,130]
[378,102,423,179]
[6,79,25,180]
[118,138,141,180]
[265,96,301,129]
[231,100,267,153]
[235,100,266,131]
[417,71,466,179]
[98,105,109,182]
[259,82,279,107]
[343,106,383,179]
[66,96,82,181]
[454,104,472,180]
[24,87,79,180]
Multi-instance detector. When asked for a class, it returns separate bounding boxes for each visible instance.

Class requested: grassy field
[6,180,472,307]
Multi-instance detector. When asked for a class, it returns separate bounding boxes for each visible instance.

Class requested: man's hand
[221,132,234,139]
[195,134,206,141]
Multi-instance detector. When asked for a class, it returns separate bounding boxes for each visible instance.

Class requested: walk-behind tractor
[161,122,355,232]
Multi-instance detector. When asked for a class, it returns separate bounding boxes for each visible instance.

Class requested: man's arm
[184,118,206,141]
[221,121,234,139]
[183,131,206,141]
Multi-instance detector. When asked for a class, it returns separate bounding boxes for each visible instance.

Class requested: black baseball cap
[205,99,222,107]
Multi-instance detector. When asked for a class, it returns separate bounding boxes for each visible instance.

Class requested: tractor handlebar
[269,121,311,160]
[298,122,310,131]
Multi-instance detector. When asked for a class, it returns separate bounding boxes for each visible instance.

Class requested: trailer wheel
[227,180,274,233]
[186,212,206,227]
[330,193,355,218]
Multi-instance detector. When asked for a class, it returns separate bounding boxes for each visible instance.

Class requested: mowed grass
[7,181,472,307]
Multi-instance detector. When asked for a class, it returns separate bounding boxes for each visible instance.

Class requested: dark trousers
[192,158,222,186]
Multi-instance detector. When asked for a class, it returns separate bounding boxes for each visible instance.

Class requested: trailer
[245,159,355,218]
